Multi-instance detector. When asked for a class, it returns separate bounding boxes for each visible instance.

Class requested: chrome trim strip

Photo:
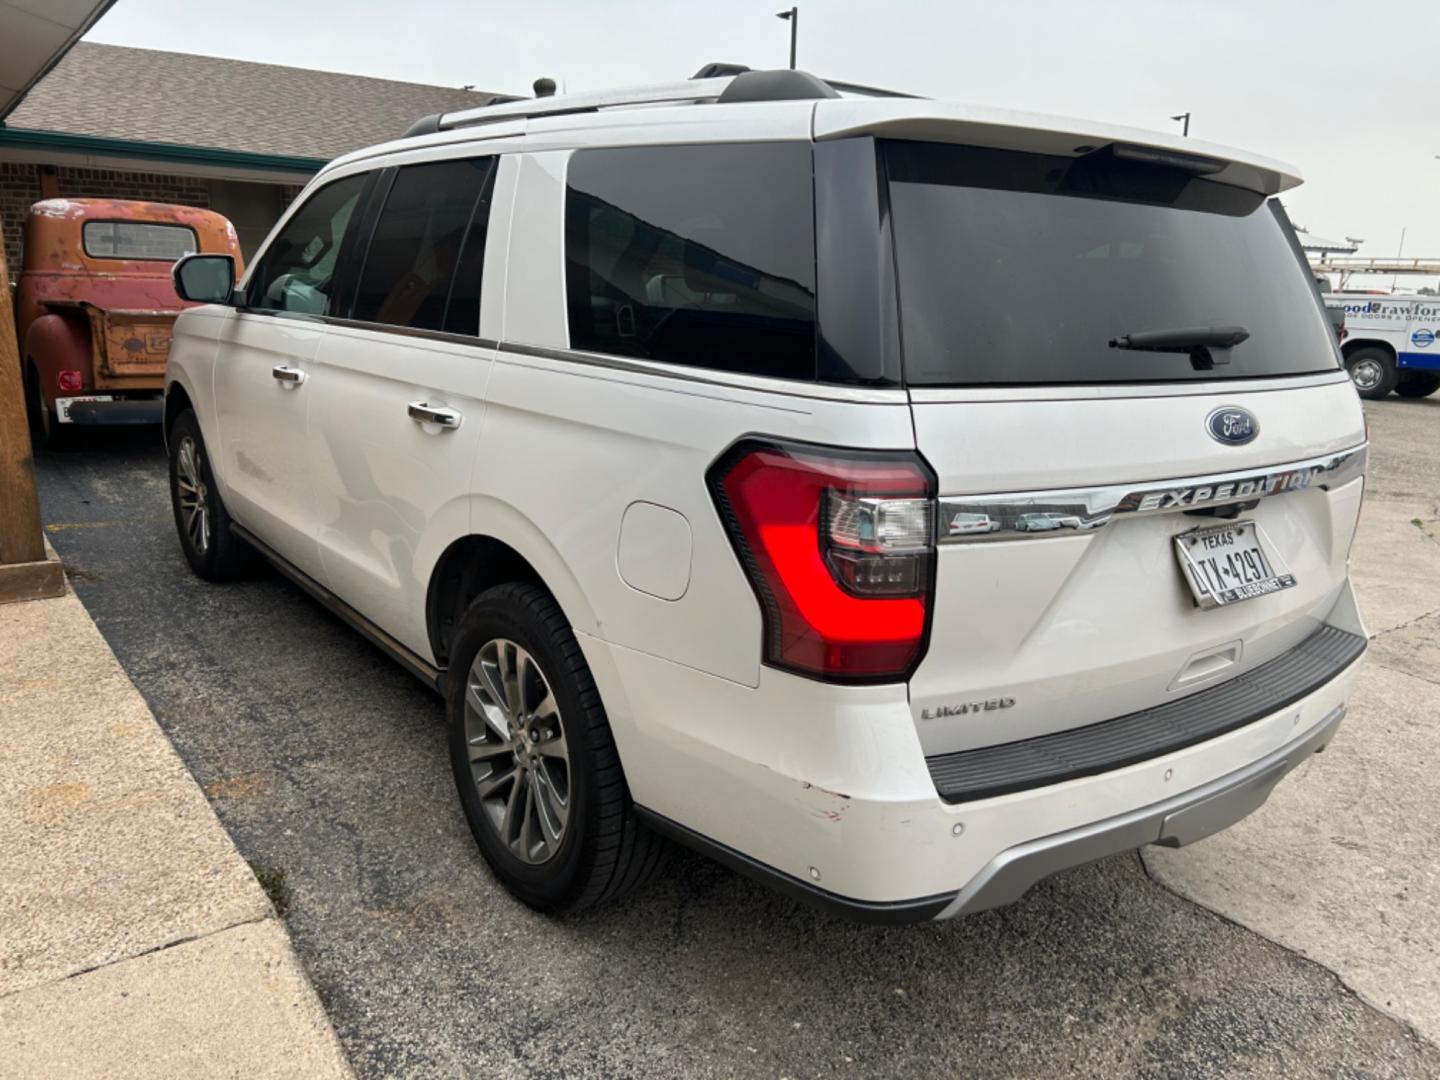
[320,315,500,350]
[283,317,909,404]
[496,341,910,404]
[937,444,1367,544]
[908,370,1350,403]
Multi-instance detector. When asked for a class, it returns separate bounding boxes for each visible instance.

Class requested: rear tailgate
[909,380,1364,757]
[878,138,1366,758]
[92,307,177,379]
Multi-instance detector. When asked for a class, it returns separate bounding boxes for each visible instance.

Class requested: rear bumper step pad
[926,625,1366,803]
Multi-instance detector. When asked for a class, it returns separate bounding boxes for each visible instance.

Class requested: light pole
[777,8,798,70]
[1170,111,1191,136]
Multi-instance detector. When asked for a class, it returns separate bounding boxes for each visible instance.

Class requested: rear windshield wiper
[1108,325,1250,370]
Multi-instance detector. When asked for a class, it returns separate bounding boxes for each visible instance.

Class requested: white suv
[166,67,1368,923]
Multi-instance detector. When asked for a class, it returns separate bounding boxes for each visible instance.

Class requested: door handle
[408,401,463,430]
[272,365,306,386]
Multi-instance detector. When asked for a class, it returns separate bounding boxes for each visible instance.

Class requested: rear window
[884,141,1338,385]
[82,221,197,261]
[564,143,816,380]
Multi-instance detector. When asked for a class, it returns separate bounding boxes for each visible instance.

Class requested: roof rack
[401,65,920,139]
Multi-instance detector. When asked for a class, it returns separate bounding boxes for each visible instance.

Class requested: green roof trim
[0,126,327,175]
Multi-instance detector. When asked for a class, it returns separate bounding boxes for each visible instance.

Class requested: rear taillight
[708,439,935,682]
[57,370,84,393]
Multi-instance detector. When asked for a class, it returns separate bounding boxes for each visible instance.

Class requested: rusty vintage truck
[16,198,242,446]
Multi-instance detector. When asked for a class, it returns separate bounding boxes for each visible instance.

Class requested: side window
[564,143,816,380]
[441,160,499,336]
[351,157,496,333]
[247,175,367,315]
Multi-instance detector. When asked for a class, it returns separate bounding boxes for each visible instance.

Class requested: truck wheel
[447,582,665,914]
[1395,373,1440,399]
[25,363,69,451]
[1344,347,1398,400]
[168,409,252,580]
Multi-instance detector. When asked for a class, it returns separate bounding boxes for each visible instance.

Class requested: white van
[165,67,1367,923]
[1329,292,1440,399]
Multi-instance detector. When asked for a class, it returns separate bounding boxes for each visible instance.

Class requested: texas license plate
[1174,521,1296,608]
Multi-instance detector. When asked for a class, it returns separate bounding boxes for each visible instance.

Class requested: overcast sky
[87,0,1438,286]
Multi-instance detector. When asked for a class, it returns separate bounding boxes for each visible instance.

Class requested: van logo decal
[921,697,1015,720]
[1412,328,1435,349]
[1206,406,1258,446]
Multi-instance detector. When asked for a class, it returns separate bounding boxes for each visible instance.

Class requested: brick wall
[1,162,211,272]
[0,163,41,273]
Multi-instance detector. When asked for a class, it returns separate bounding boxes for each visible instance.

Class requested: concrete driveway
[33,397,1440,1079]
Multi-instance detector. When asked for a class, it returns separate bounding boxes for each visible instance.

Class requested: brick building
[1,43,501,271]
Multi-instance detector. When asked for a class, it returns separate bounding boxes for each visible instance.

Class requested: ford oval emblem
[1206,406,1258,446]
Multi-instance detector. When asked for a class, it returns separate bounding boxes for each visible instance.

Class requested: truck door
[213,173,370,582]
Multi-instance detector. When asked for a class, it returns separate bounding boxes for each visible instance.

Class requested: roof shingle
[5,42,499,160]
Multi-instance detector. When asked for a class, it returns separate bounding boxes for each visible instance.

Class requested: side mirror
[173,253,236,304]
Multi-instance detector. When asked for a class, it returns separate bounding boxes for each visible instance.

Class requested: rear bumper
[59,397,163,425]
[637,701,1346,925]
[585,617,1365,924]
[926,626,1365,803]
[1397,351,1440,373]
[936,703,1343,918]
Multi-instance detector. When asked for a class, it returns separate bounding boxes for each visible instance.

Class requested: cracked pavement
[31,397,1440,1079]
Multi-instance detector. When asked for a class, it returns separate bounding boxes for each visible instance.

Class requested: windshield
[883,140,1339,385]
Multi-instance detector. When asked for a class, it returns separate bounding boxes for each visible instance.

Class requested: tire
[1344,347,1398,400]
[168,409,252,580]
[1395,373,1440,399]
[447,582,665,914]
[25,362,70,451]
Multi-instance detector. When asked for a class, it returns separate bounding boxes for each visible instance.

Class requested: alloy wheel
[463,638,571,864]
[175,435,211,554]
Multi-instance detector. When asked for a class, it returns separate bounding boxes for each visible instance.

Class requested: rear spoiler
[813,100,1301,196]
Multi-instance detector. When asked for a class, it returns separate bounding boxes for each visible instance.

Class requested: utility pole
[0,232,64,604]
[777,7,798,70]
[1393,226,1406,292]
[1170,111,1191,136]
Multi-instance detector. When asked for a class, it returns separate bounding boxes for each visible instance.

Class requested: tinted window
[885,141,1339,385]
[352,158,494,333]
[565,143,816,380]
[83,221,197,261]
[443,160,498,335]
[247,175,366,315]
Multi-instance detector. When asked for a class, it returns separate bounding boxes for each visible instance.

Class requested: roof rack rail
[823,79,921,100]
[400,65,921,139]
[421,77,733,135]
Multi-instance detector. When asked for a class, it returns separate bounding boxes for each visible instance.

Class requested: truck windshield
[883,140,1339,385]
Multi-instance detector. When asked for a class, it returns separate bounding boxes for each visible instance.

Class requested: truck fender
[23,311,93,405]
